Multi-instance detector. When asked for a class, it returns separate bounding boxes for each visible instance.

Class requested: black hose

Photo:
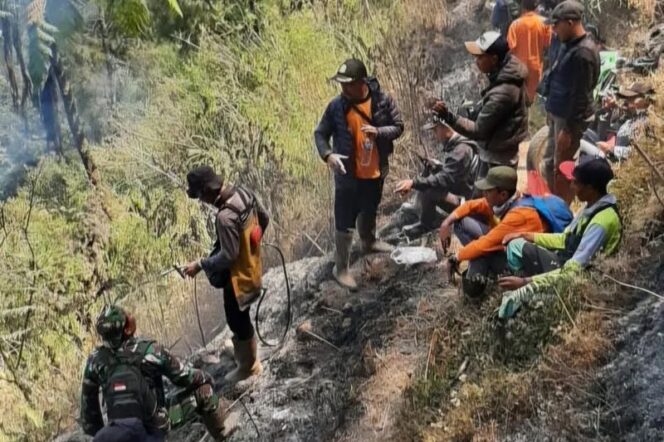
[254,242,292,347]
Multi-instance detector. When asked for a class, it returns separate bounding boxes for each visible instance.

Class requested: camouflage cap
[96,305,128,348]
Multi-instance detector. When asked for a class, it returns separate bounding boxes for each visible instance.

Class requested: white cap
[464,31,501,55]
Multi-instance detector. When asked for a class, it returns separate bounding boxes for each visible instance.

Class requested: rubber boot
[357,213,394,254]
[333,231,358,290]
[224,336,263,384]
[402,222,435,239]
[201,402,228,441]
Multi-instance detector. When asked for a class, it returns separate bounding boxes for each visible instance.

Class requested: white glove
[326,154,348,175]
[428,158,443,167]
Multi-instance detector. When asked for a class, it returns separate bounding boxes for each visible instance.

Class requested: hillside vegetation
[0,0,442,439]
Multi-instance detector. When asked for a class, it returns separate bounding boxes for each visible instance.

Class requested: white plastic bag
[390,246,438,266]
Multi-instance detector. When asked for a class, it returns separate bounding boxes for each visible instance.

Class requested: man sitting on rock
[439,166,571,298]
[394,115,478,239]
[498,158,622,318]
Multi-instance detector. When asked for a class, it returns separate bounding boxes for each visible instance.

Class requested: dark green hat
[475,166,518,191]
[545,0,584,24]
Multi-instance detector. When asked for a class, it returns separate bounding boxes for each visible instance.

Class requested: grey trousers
[543,114,586,201]
[454,217,508,297]
[417,189,458,228]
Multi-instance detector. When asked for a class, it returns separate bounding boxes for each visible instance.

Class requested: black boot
[402,222,435,239]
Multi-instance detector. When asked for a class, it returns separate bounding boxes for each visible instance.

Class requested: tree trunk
[49,43,101,186]
[1,17,19,111]
[39,64,63,155]
[12,20,33,121]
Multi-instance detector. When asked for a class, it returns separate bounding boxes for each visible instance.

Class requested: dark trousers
[521,242,564,276]
[417,189,458,228]
[454,217,508,298]
[93,418,164,442]
[335,178,383,232]
[220,271,254,340]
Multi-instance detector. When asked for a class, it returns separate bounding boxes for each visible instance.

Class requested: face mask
[492,201,511,218]
[493,192,519,217]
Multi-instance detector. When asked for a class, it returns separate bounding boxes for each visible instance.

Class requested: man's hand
[184,261,202,278]
[395,179,414,195]
[326,154,348,175]
[439,221,453,250]
[361,125,378,138]
[602,95,617,109]
[597,141,613,154]
[502,232,525,245]
[498,276,530,290]
[432,100,448,115]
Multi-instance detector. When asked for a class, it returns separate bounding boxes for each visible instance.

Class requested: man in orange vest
[183,165,269,385]
[507,0,552,105]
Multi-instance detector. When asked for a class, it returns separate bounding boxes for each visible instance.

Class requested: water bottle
[360,136,374,167]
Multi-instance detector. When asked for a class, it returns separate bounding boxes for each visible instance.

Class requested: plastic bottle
[360,136,374,167]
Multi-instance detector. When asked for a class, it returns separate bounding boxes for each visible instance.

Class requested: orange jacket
[507,11,552,103]
[452,197,549,262]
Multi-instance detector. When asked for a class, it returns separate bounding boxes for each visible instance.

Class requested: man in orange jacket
[507,0,552,105]
[439,166,550,298]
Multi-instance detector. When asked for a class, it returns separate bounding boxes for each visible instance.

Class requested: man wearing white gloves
[314,58,404,289]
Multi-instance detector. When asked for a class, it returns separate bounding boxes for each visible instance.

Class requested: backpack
[515,194,574,233]
[98,345,159,425]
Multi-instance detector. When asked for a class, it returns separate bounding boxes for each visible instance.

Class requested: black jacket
[447,54,529,166]
[544,33,600,125]
[413,134,477,199]
[314,78,404,188]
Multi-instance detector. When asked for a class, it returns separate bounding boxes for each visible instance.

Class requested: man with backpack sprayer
[438,166,572,298]
[80,305,229,441]
[183,165,269,385]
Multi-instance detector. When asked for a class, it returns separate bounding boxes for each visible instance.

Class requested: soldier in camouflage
[80,305,228,441]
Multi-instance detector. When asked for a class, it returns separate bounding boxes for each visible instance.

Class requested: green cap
[474,166,518,191]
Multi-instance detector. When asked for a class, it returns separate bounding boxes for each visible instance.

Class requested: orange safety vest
[227,191,263,310]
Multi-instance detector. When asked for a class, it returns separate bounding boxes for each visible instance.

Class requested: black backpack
[98,345,159,424]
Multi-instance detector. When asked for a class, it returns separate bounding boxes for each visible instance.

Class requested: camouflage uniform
[81,306,226,440]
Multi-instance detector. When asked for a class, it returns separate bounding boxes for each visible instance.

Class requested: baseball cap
[330,58,368,83]
[465,31,502,56]
[616,81,655,99]
[421,114,450,131]
[186,165,223,199]
[559,161,576,181]
[475,166,518,191]
[545,0,585,25]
